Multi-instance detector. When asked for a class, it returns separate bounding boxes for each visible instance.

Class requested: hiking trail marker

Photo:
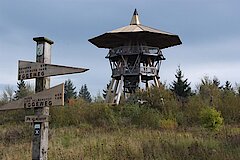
[0,37,88,160]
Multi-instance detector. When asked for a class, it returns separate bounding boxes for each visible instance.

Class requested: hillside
[1,101,240,160]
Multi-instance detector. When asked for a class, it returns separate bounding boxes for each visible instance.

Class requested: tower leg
[154,76,160,87]
[115,76,124,105]
[112,79,119,104]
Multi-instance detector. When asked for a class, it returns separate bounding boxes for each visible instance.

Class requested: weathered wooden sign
[18,60,89,80]
[25,115,50,123]
[0,83,64,111]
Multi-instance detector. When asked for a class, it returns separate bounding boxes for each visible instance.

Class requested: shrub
[160,119,178,130]
[200,107,223,131]
[133,107,161,129]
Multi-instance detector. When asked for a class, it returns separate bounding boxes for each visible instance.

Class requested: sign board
[0,83,64,111]
[25,115,49,123]
[18,60,89,80]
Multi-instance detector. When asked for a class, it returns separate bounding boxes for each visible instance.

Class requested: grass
[1,124,240,160]
[0,104,240,159]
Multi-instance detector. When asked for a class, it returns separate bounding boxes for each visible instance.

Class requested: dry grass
[1,124,240,160]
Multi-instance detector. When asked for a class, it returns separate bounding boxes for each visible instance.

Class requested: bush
[160,119,178,130]
[200,107,223,131]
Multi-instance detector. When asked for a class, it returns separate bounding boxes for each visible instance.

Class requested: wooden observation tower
[89,9,182,105]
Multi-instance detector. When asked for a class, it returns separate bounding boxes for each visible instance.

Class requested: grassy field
[0,105,240,160]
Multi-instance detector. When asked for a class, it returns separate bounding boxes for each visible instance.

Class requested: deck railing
[108,46,161,56]
[112,66,157,77]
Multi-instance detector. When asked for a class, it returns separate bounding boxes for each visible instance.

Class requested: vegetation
[14,80,34,100]
[0,67,240,159]
[170,66,192,99]
[64,79,77,102]
[200,107,223,131]
[78,84,92,102]
[0,102,240,159]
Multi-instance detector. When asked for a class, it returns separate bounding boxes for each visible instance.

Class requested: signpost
[0,37,88,160]
[0,84,64,111]
[18,60,88,80]
[25,115,50,123]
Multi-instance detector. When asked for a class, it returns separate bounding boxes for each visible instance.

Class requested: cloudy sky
[0,0,240,96]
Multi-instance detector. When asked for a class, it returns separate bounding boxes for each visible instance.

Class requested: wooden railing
[108,46,161,56]
[112,66,157,77]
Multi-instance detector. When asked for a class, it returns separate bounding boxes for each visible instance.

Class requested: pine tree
[64,79,77,102]
[78,84,92,102]
[223,81,233,91]
[14,80,33,100]
[170,66,191,98]
[102,80,111,99]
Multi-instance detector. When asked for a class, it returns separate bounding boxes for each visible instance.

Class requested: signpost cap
[33,37,54,44]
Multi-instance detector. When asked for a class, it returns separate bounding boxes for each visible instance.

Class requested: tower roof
[130,9,141,25]
[89,9,182,49]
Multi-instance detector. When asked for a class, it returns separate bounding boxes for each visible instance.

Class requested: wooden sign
[0,83,64,111]
[18,60,89,80]
[25,115,50,123]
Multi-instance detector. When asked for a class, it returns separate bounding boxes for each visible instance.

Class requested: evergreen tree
[213,76,222,89]
[64,79,77,102]
[78,84,92,102]
[103,80,111,99]
[223,81,233,91]
[14,80,33,100]
[170,66,191,98]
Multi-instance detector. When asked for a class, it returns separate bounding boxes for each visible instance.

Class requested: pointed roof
[89,9,182,49]
[130,9,141,25]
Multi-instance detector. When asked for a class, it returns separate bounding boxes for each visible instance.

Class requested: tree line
[1,66,240,107]
[0,79,93,105]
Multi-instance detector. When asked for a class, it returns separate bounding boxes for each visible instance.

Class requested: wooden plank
[25,115,50,123]
[0,83,64,111]
[18,60,89,80]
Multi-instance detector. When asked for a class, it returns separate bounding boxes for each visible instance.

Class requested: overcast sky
[0,0,240,96]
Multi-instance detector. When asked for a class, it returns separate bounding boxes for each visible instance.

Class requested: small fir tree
[170,66,191,99]
[103,80,111,99]
[223,81,233,91]
[78,84,92,102]
[64,79,77,102]
[14,80,33,100]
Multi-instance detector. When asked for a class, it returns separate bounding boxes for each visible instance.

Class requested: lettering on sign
[18,60,88,80]
[18,64,46,80]
[25,115,50,123]
[0,83,64,111]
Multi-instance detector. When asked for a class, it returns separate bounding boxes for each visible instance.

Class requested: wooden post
[32,37,53,160]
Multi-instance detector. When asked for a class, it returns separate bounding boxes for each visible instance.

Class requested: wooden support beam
[32,37,53,160]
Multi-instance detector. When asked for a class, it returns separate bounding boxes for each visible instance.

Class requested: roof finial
[130,9,141,25]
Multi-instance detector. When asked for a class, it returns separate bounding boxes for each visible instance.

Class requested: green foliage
[170,66,191,99]
[102,80,111,99]
[78,84,92,102]
[160,118,178,130]
[64,79,77,102]
[14,80,34,100]
[200,107,223,131]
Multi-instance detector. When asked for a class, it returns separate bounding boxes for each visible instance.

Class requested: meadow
[0,101,240,160]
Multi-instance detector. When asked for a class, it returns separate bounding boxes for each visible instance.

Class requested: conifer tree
[102,80,111,99]
[64,79,77,102]
[14,80,33,100]
[223,81,233,91]
[170,66,191,98]
[78,84,92,102]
